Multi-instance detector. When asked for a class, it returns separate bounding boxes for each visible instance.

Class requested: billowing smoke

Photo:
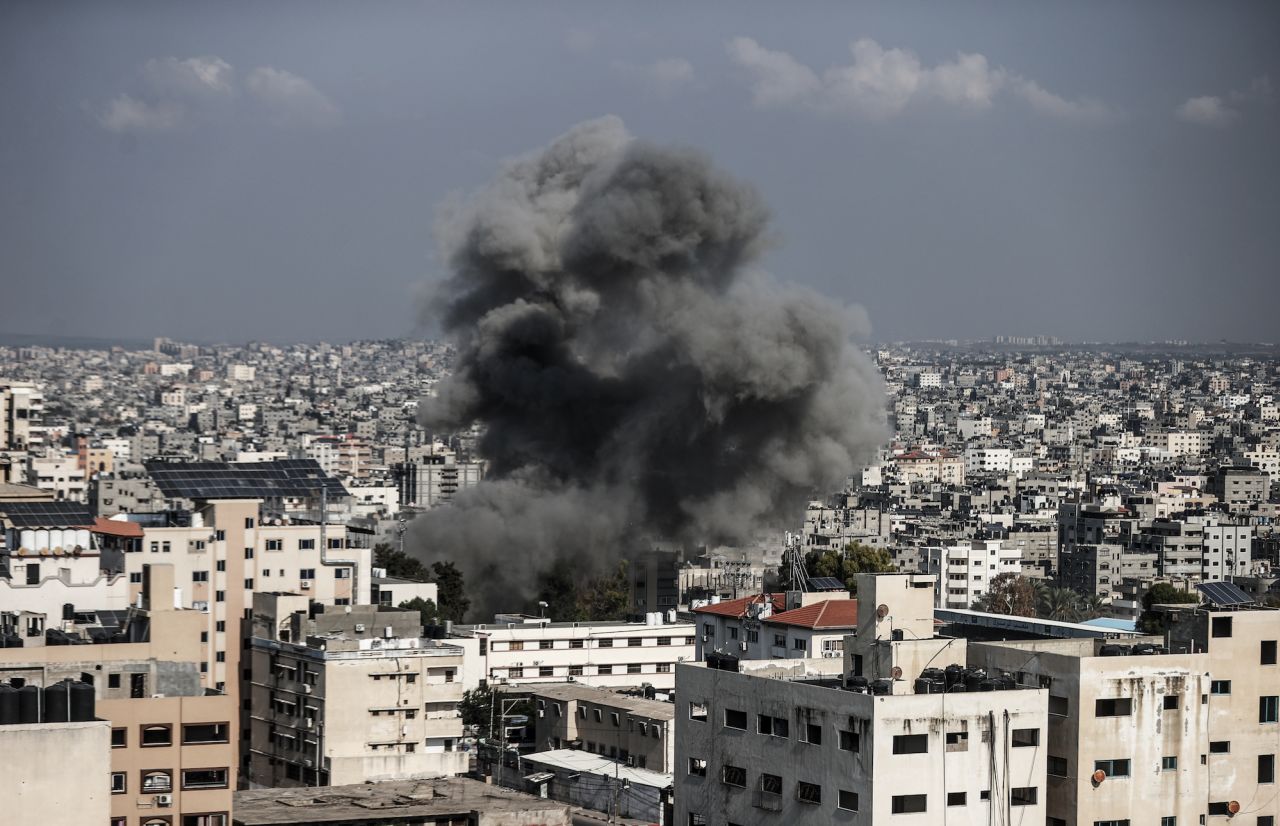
[408,116,885,619]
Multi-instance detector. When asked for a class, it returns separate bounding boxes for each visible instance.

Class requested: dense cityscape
[2,335,1279,824]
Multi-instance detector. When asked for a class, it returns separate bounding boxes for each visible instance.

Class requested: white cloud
[613,58,696,97]
[1177,75,1271,128]
[727,36,1109,122]
[98,94,183,133]
[1176,95,1238,128]
[245,66,341,127]
[142,56,235,97]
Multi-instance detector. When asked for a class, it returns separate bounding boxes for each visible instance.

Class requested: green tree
[1137,583,1199,634]
[1078,593,1108,621]
[537,559,630,622]
[1038,587,1083,623]
[398,597,439,629]
[373,543,431,582]
[460,683,497,739]
[798,542,896,594]
[972,573,1037,617]
[431,561,471,623]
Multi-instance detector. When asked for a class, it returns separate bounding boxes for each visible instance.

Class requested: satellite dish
[1228,801,1240,815]
[876,604,890,619]
[1091,770,1106,785]
[890,666,903,679]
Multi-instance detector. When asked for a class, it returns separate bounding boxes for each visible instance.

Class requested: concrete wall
[0,720,111,826]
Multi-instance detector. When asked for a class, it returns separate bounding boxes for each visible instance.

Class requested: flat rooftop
[232,777,569,825]
[527,682,675,719]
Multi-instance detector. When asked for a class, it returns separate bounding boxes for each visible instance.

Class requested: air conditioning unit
[302,684,313,694]
[300,580,312,590]
[155,794,173,806]
[354,623,366,633]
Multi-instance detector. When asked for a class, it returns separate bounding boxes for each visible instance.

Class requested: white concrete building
[693,592,858,661]
[453,617,696,691]
[921,540,1023,609]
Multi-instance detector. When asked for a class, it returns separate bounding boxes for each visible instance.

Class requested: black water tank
[0,683,18,725]
[17,684,40,723]
[870,679,893,696]
[62,603,75,621]
[978,679,996,692]
[847,676,869,694]
[944,664,965,687]
[44,680,71,723]
[1099,644,1123,657]
[70,680,95,722]
[920,667,946,682]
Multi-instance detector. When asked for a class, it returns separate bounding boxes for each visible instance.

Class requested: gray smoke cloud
[408,115,885,619]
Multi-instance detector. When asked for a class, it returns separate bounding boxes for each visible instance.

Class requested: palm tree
[1039,587,1082,623]
[1078,593,1108,620]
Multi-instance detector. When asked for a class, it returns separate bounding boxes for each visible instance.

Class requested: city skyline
[3,1,1279,344]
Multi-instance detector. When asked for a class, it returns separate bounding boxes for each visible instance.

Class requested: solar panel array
[0,501,94,528]
[808,576,848,591]
[1195,581,1255,607]
[144,459,349,500]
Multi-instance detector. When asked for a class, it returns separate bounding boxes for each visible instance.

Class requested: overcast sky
[3,2,1278,344]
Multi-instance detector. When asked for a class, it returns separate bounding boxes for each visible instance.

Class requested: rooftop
[764,598,860,629]
[526,682,674,720]
[144,458,348,500]
[523,748,673,789]
[691,593,786,619]
[233,777,570,825]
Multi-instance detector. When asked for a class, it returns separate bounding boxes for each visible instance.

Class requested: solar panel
[0,501,94,528]
[808,576,848,592]
[144,459,349,500]
[1195,581,1254,607]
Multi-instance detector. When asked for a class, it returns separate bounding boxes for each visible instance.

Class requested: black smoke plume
[408,116,884,619]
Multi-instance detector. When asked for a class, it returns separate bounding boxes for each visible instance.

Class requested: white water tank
[20,530,35,550]
[709,595,721,605]
[34,530,50,551]
[75,529,91,550]
[666,610,677,624]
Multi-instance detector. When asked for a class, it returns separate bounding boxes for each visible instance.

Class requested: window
[245,517,255,528]
[610,712,620,727]
[1095,698,1132,717]
[161,542,170,553]
[1211,680,1232,695]
[539,666,553,677]
[1048,755,1068,776]
[1261,818,1276,826]
[112,728,127,748]
[141,770,172,792]
[796,781,821,805]
[839,729,858,751]
[724,708,747,730]
[689,702,707,722]
[596,664,612,675]
[508,667,523,678]
[760,773,782,795]
[570,639,584,649]
[1262,696,1279,723]
[838,789,859,811]
[1210,740,1231,754]
[757,714,788,737]
[656,662,671,673]
[721,764,746,787]
[299,568,315,580]
[628,637,642,647]
[244,578,254,589]
[265,539,283,551]
[216,620,225,632]
[1265,641,1278,665]
[569,665,583,677]
[508,641,524,651]
[244,547,254,559]
[130,572,143,583]
[1260,754,1276,784]
[1011,787,1037,806]
[183,723,230,744]
[946,730,969,751]
[1208,802,1232,816]
[598,638,613,648]
[1160,818,1176,826]
[894,733,928,754]
[658,637,672,646]
[1163,694,1179,710]
[215,590,225,602]
[140,725,173,747]
[1094,759,1130,777]
[892,794,927,814]
[627,663,642,674]
[1048,695,1069,716]
[298,538,315,550]
[1211,616,1232,637]
[216,560,225,572]
[1162,755,1177,770]
[800,721,821,745]
[111,772,126,794]
[183,816,229,826]
[1012,728,1039,747]
[947,791,967,806]
[539,640,553,650]
[181,768,229,789]
[688,757,707,776]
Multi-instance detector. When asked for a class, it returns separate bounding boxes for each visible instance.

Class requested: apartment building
[0,379,44,451]
[453,616,696,691]
[676,574,1048,826]
[528,682,675,771]
[920,540,1022,608]
[245,594,477,788]
[693,592,858,661]
[395,451,483,508]
[0,564,236,826]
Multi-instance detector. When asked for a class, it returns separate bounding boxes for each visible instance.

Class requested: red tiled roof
[692,593,786,619]
[90,517,144,538]
[764,598,859,629]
